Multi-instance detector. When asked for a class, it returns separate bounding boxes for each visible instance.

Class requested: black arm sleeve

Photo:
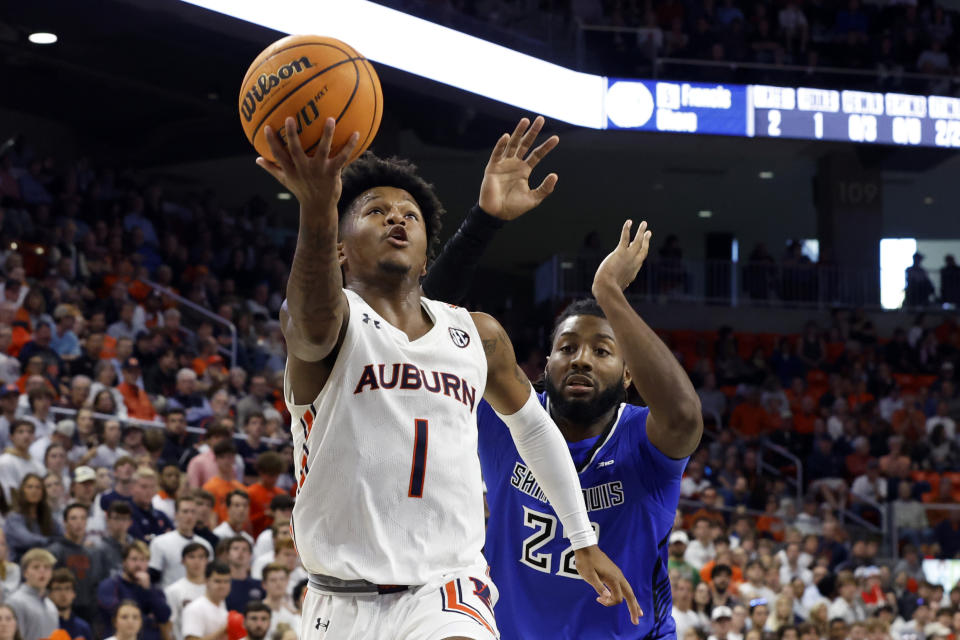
[422,204,506,305]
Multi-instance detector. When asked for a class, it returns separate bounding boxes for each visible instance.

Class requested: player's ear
[337,241,346,267]
[623,366,632,390]
[419,257,427,278]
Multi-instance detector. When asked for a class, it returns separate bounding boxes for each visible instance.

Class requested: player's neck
[550,403,618,442]
[349,282,433,339]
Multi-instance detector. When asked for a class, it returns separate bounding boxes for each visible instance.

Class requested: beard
[544,373,625,424]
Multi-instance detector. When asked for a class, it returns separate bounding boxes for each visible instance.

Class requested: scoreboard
[605,78,960,148]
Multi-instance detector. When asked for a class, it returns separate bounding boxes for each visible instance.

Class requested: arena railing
[536,255,954,311]
[144,279,238,369]
[758,441,803,506]
[49,406,288,447]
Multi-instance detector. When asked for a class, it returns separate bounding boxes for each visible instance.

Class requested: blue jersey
[478,394,687,640]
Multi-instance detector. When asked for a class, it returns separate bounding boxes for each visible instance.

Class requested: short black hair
[711,564,733,578]
[337,153,445,259]
[213,440,237,457]
[205,560,231,579]
[549,298,607,345]
[181,542,210,560]
[245,600,271,616]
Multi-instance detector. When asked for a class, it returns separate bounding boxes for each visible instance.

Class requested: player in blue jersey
[474,220,703,639]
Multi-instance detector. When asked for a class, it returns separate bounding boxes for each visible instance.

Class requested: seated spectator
[164,542,209,640]
[684,517,717,571]
[926,400,956,438]
[242,601,273,640]
[93,499,134,578]
[202,441,246,524]
[236,413,268,483]
[681,460,712,499]
[246,453,287,537]
[88,420,131,470]
[4,473,62,561]
[261,563,299,635]
[223,536,263,611]
[46,502,98,623]
[827,573,866,624]
[181,561,231,640]
[47,567,93,640]
[934,510,960,558]
[917,39,951,73]
[127,467,173,542]
[730,389,769,439]
[166,368,212,427]
[213,490,253,545]
[117,357,156,421]
[0,419,44,503]
[6,548,57,640]
[107,600,144,640]
[98,457,136,514]
[97,541,171,640]
[153,464,180,521]
[148,495,214,589]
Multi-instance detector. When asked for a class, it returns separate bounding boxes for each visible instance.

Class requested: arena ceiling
[0,0,533,165]
[1,1,955,181]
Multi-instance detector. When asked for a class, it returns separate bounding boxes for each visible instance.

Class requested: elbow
[672,397,705,441]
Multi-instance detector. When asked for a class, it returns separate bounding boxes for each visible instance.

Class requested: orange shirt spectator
[700,559,743,586]
[793,400,819,435]
[202,440,246,523]
[117,357,156,421]
[730,397,767,438]
[246,451,287,536]
[204,474,245,524]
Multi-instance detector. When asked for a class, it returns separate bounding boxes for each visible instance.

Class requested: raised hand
[574,545,643,625]
[255,117,359,217]
[592,220,653,296]
[479,116,559,221]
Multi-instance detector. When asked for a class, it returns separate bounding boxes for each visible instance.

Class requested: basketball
[238,34,382,163]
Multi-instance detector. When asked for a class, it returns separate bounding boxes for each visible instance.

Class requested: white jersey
[284,289,488,585]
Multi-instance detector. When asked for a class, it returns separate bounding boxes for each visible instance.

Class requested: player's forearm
[497,388,597,549]
[593,283,702,431]
[286,206,345,343]
[422,205,505,304]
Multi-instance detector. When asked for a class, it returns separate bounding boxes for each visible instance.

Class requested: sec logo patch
[449,327,470,348]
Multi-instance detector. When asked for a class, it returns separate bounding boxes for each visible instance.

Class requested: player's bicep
[281,297,349,404]
[472,312,531,414]
[280,295,349,363]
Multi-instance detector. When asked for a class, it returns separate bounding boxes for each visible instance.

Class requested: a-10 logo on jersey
[353,362,478,412]
[510,462,625,512]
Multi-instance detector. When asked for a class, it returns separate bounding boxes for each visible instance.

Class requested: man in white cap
[71,466,107,542]
[668,530,699,585]
[708,605,736,640]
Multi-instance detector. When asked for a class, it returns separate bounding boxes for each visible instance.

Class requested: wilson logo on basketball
[449,327,470,348]
[240,56,315,122]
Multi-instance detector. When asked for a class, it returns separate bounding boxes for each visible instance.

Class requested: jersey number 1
[408,419,428,498]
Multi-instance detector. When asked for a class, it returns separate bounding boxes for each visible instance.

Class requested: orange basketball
[239,35,382,163]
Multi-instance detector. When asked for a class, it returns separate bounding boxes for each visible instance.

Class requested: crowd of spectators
[386,0,960,91]
[668,305,960,639]
[1,123,960,640]
[0,135,302,640]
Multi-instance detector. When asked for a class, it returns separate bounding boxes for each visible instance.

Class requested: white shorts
[301,568,500,640]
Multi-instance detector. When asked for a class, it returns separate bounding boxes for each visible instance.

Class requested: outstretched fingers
[331,131,361,169]
[263,125,295,176]
[516,115,545,159]
[622,578,642,625]
[619,220,633,248]
[525,135,559,170]
[503,117,530,158]
[532,173,559,201]
[488,133,510,164]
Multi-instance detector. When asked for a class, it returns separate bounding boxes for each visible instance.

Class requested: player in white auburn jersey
[255,114,641,640]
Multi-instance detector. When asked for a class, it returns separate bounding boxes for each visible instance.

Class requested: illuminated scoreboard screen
[605,78,960,148]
